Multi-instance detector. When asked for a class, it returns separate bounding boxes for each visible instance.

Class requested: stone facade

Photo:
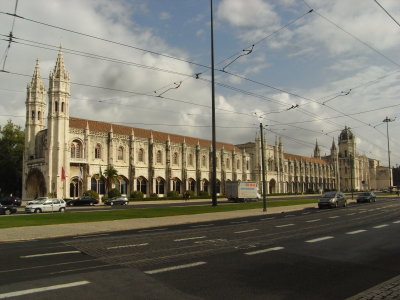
[22,51,387,200]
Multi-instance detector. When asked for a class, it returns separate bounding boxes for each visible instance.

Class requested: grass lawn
[0,199,317,229]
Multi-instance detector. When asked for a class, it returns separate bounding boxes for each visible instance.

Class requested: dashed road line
[234,229,259,234]
[284,215,296,218]
[329,216,340,219]
[174,236,206,242]
[230,221,248,224]
[21,250,81,258]
[346,230,367,235]
[138,228,168,233]
[347,213,356,216]
[302,212,310,215]
[190,224,214,228]
[306,236,334,243]
[73,233,109,239]
[306,219,320,223]
[144,261,207,274]
[107,243,149,250]
[260,217,275,220]
[0,281,90,299]
[373,224,389,229]
[275,224,294,228]
[245,246,285,256]
[393,220,400,224]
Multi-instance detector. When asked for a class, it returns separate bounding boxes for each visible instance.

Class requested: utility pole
[350,154,354,200]
[260,123,267,212]
[383,116,394,189]
[210,0,217,206]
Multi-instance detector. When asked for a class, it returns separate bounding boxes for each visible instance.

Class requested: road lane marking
[347,213,356,216]
[260,217,275,220]
[275,224,294,228]
[73,233,109,239]
[245,246,285,256]
[284,215,296,218]
[138,228,168,233]
[234,229,259,234]
[190,224,214,228]
[231,221,248,224]
[21,250,81,258]
[0,281,90,299]
[346,230,367,235]
[107,243,149,250]
[393,220,400,224]
[306,236,334,243]
[306,219,321,223]
[373,224,389,229]
[174,236,206,242]
[329,216,340,219]
[144,261,206,274]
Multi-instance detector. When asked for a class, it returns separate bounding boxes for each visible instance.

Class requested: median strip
[0,281,90,298]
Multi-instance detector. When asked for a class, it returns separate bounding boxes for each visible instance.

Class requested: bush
[47,192,57,198]
[199,191,209,197]
[167,191,180,198]
[130,190,144,199]
[107,188,121,198]
[150,193,158,199]
[83,190,99,199]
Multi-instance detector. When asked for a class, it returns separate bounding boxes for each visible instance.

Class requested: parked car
[25,198,66,213]
[27,197,48,205]
[0,204,18,215]
[357,192,376,203]
[0,196,22,207]
[67,196,99,206]
[104,196,129,206]
[318,191,347,209]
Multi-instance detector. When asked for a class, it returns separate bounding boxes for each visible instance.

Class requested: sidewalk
[0,202,316,242]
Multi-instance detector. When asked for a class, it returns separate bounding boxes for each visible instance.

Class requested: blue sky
[1,0,400,166]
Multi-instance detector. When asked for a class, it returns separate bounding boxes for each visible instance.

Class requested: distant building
[22,50,389,199]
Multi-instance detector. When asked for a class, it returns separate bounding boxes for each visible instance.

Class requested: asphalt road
[0,198,399,299]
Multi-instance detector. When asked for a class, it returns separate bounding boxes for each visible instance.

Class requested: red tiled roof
[284,153,329,165]
[69,117,241,152]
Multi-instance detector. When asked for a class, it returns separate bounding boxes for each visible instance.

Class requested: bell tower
[46,48,70,197]
[25,60,46,160]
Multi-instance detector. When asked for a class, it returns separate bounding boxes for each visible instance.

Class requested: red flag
[61,167,66,181]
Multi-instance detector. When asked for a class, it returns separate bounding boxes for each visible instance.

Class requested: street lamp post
[350,154,354,200]
[210,0,217,206]
[383,117,393,189]
[260,123,267,212]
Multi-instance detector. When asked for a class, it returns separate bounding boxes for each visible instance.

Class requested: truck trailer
[225,181,260,202]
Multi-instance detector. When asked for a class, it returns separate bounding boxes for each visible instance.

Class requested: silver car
[318,191,347,209]
[25,198,66,213]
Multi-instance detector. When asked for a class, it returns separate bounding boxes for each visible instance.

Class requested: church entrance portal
[26,168,47,199]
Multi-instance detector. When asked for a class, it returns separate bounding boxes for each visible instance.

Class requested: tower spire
[314,139,321,158]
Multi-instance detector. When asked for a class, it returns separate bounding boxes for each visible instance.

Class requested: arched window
[156,150,162,164]
[61,102,65,112]
[237,159,240,170]
[120,178,127,195]
[38,111,41,120]
[117,146,124,160]
[226,158,230,169]
[216,157,219,169]
[95,144,102,159]
[202,155,207,167]
[173,152,178,165]
[188,153,193,166]
[70,140,82,159]
[188,178,196,192]
[138,148,144,162]
[137,177,147,194]
[31,110,35,120]
[55,101,59,112]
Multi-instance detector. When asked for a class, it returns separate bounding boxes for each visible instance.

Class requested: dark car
[0,196,22,207]
[318,191,347,209]
[0,204,17,215]
[67,196,99,206]
[357,192,376,203]
[104,196,129,206]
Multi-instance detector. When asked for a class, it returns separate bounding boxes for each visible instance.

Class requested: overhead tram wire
[1,0,19,70]
[0,11,393,149]
[374,0,400,30]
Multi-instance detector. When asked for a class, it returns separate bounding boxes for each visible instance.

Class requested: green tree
[0,120,24,197]
[103,166,119,192]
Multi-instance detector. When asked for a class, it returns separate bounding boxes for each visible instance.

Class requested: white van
[25,198,66,213]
